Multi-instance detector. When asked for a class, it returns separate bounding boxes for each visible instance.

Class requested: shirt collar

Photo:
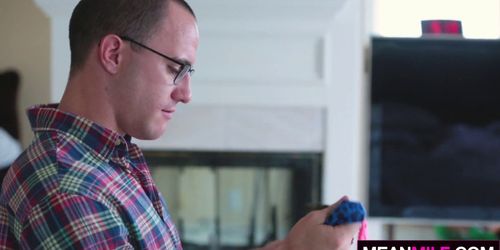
[27,103,129,160]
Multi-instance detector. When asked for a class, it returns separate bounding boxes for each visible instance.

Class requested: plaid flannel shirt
[0,104,182,249]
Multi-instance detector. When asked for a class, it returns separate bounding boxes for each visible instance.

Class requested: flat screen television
[369,37,500,221]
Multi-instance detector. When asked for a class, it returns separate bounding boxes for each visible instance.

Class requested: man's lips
[161,109,175,119]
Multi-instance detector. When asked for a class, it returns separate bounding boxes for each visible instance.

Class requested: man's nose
[172,76,192,103]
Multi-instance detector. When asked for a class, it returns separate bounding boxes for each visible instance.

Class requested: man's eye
[167,65,180,76]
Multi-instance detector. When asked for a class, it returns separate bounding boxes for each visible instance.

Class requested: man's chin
[130,127,167,141]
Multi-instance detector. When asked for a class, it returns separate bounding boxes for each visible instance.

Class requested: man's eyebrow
[174,57,192,66]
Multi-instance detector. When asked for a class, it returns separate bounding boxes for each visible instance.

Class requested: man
[0,0,360,249]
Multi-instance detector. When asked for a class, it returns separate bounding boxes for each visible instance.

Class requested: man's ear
[98,34,125,74]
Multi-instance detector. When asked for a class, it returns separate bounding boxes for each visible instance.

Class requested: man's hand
[259,196,361,250]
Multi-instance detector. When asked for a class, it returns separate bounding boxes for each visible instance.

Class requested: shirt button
[115,139,122,146]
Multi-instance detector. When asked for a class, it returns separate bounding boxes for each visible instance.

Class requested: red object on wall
[421,20,463,37]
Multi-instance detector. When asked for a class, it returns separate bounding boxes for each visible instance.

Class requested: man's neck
[59,70,122,134]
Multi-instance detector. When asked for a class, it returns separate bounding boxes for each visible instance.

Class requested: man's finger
[319,195,349,217]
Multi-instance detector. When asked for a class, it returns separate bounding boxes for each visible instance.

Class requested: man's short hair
[68,0,195,75]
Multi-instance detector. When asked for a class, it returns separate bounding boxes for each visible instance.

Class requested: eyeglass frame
[119,35,194,85]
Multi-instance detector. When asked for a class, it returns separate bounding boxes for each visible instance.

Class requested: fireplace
[144,151,322,250]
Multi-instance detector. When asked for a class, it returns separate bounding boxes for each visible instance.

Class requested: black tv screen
[369,37,500,221]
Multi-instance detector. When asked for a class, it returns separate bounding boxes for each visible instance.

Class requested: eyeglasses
[120,36,194,85]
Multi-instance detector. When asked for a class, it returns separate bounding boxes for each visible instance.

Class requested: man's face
[110,2,199,140]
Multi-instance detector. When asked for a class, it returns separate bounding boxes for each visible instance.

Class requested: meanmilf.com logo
[358,241,499,250]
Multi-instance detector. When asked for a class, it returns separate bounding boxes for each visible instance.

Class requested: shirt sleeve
[19,193,134,250]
